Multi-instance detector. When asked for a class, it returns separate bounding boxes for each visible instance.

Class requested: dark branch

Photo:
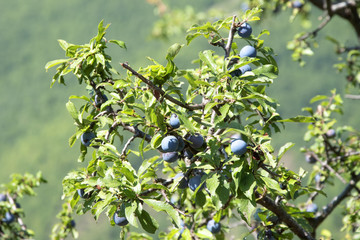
[121,62,204,111]
[311,173,360,228]
[308,0,360,41]
[255,192,314,240]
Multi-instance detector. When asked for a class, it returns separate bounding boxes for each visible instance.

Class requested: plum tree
[0,172,46,238]
[45,5,360,240]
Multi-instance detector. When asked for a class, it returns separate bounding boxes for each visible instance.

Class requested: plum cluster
[229,22,258,78]
[0,194,16,224]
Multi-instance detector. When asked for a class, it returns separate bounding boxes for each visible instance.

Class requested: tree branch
[311,173,360,228]
[224,16,237,59]
[308,0,360,41]
[121,62,204,111]
[345,94,360,100]
[298,14,332,41]
[255,192,314,240]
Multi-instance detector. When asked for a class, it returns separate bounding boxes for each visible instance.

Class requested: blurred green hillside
[0,0,358,239]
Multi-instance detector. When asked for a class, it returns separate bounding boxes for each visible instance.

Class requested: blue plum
[113,212,129,226]
[237,22,252,38]
[239,45,257,58]
[162,152,179,163]
[239,64,252,74]
[230,64,252,77]
[306,203,318,213]
[292,0,303,8]
[206,219,221,234]
[183,148,194,159]
[2,212,15,224]
[188,174,206,191]
[305,154,316,164]
[95,93,108,107]
[77,188,91,199]
[81,132,96,147]
[315,173,321,183]
[176,137,185,152]
[326,129,336,138]
[169,113,180,128]
[230,139,247,156]
[161,135,179,152]
[0,194,6,202]
[187,134,204,149]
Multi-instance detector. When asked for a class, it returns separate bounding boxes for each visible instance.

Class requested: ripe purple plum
[206,219,221,234]
[237,22,252,38]
[161,136,179,152]
[240,45,257,58]
[81,132,96,147]
[230,139,247,156]
[187,133,204,149]
[169,113,181,128]
[113,212,129,226]
[188,174,206,191]
[162,152,179,163]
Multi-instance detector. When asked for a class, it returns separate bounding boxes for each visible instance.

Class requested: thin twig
[298,14,332,41]
[121,62,204,111]
[345,94,360,100]
[121,134,137,156]
[224,16,238,59]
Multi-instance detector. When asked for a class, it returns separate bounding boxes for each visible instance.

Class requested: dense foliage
[1,0,360,239]
[43,5,360,239]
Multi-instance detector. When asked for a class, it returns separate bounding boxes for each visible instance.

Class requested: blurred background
[0,0,357,239]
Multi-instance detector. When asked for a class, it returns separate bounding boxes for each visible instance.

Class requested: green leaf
[237,195,256,224]
[143,199,181,228]
[58,39,70,50]
[278,116,315,123]
[150,133,162,149]
[206,174,219,196]
[166,43,183,61]
[199,50,218,74]
[278,142,295,160]
[310,95,328,104]
[109,40,127,49]
[138,210,159,234]
[125,201,139,228]
[66,101,80,124]
[45,59,69,71]
[177,113,195,132]
[260,176,285,194]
